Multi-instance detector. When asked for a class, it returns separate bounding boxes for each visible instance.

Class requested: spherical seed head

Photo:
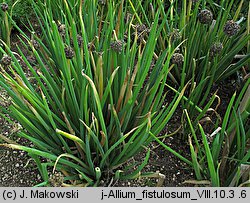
[135,24,149,40]
[0,55,12,66]
[198,9,213,24]
[98,0,106,5]
[30,39,40,50]
[110,40,123,53]
[64,46,75,59]
[223,20,240,37]
[170,28,181,42]
[136,24,148,33]
[77,34,83,47]
[49,172,64,187]
[210,42,223,56]
[171,53,184,66]
[1,2,8,12]
[70,34,83,47]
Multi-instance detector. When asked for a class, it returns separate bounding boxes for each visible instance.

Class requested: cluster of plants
[0,0,249,187]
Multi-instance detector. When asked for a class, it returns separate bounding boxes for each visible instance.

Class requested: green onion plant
[186,78,250,186]
[0,0,185,186]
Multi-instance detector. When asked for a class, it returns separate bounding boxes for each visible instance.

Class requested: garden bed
[0,72,235,186]
[0,0,249,187]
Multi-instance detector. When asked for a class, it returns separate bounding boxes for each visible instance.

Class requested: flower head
[110,40,123,53]
[64,46,75,59]
[98,0,106,5]
[49,172,64,187]
[135,24,150,40]
[223,20,240,37]
[71,34,84,47]
[210,42,223,57]
[198,9,213,24]
[171,53,184,66]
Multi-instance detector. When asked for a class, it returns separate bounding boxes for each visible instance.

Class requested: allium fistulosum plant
[0,0,186,186]
[156,0,250,119]
[186,78,250,186]
[152,78,249,187]
[0,1,20,50]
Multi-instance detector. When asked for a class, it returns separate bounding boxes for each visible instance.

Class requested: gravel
[0,88,42,187]
[0,147,42,187]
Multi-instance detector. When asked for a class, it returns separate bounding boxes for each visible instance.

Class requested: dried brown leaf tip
[171,53,184,67]
[198,9,213,24]
[223,20,240,37]
[64,46,75,59]
[0,55,12,67]
[1,2,8,12]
